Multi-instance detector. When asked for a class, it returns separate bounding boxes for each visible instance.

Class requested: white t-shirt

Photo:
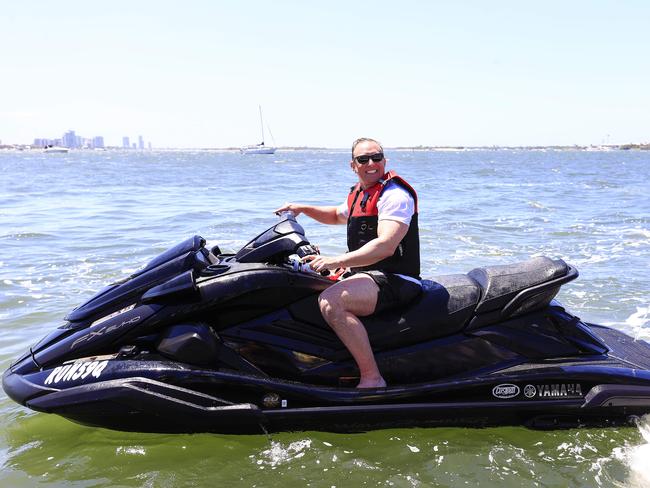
[336,181,415,224]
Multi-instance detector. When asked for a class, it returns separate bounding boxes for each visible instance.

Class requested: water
[1,149,649,486]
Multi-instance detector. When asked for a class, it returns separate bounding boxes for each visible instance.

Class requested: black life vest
[346,171,420,278]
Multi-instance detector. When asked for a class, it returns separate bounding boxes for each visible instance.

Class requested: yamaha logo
[492,384,520,399]
[524,385,537,398]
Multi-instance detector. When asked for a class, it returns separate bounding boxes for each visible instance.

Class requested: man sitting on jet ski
[275,137,422,388]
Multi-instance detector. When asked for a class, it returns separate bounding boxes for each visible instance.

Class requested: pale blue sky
[2,1,649,147]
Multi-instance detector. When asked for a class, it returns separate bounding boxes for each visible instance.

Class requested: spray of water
[625,419,650,487]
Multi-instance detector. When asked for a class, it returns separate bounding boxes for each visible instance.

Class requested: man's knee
[318,277,378,319]
[318,288,341,319]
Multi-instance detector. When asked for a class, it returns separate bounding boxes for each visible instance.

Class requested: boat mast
[258,105,265,145]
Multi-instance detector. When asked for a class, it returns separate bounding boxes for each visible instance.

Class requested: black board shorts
[358,270,422,314]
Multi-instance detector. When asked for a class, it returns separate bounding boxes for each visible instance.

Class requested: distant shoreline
[1,144,649,152]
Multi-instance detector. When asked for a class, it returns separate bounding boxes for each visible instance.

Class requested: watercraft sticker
[91,303,136,327]
[492,384,520,399]
[43,360,109,385]
[524,383,583,398]
[71,315,141,349]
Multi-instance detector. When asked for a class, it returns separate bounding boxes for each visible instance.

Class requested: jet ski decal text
[91,303,136,327]
[525,384,583,398]
[492,384,520,399]
[71,315,141,349]
[44,360,109,385]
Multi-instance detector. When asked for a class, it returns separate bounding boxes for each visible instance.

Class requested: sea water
[0,149,649,487]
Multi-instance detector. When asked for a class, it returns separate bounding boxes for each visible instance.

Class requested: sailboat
[241,105,276,154]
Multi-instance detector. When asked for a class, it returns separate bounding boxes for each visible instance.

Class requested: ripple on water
[0,232,57,241]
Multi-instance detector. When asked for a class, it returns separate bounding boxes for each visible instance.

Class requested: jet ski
[4,213,650,434]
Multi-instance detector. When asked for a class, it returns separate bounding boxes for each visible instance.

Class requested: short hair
[351,137,383,157]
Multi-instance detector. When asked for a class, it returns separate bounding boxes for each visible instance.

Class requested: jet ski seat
[365,257,575,350]
[465,256,574,330]
[468,256,568,314]
[364,273,481,349]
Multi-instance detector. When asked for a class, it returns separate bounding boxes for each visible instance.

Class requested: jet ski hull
[5,322,650,433]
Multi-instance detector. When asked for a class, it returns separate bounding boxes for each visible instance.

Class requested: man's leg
[318,274,386,388]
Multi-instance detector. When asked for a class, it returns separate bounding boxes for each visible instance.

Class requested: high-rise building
[148,142,152,150]
[122,136,130,149]
[63,130,77,148]
[138,135,144,150]
[93,136,105,149]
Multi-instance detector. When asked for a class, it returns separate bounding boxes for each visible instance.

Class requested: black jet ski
[4,213,650,434]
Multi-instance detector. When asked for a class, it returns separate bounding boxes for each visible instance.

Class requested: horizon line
[3,143,650,152]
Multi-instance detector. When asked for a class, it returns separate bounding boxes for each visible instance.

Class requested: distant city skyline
[30,129,149,149]
[2,2,649,148]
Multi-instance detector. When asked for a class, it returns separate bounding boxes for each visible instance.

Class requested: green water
[1,410,645,487]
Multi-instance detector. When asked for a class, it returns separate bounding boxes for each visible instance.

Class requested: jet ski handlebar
[275,210,296,220]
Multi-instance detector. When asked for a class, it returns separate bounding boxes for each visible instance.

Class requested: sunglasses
[354,152,384,164]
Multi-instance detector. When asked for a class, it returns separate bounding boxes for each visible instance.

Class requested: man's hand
[302,254,344,273]
[274,202,304,216]
[273,204,344,225]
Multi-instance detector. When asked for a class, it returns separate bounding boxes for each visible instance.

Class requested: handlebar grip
[275,210,296,220]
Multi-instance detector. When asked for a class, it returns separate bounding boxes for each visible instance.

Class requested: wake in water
[624,420,650,488]
[253,439,313,468]
[628,307,650,341]
[590,416,650,487]
[603,306,650,341]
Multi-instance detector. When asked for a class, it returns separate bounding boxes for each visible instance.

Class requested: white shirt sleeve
[376,182,414,225]
[336,201,349,219]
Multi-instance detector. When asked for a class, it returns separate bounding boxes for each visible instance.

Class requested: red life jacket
[346,171,420,278]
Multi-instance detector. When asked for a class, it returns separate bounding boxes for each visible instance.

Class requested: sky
[2,1,649,148]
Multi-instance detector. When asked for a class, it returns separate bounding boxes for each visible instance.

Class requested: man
[275,138,421,388]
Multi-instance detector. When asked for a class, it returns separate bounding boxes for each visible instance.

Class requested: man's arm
[274,203,346,225]
[306,219,408,271]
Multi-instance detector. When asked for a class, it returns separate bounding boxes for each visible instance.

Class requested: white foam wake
[627,306,650,341]
[601,306,650,340]
[626,420,650,488]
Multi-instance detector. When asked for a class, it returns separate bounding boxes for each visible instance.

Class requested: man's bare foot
[356,377,387,389]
